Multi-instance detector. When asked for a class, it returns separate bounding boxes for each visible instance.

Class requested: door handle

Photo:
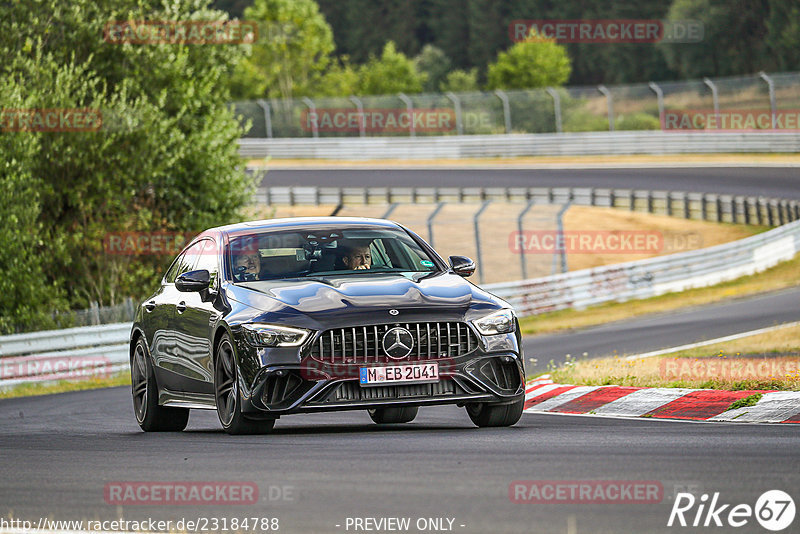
[144,300,156,312]
[176,301,187,313]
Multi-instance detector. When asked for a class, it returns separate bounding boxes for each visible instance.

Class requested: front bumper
[240,352,525,416]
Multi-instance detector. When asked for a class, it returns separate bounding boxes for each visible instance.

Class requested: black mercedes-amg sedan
[130,217,525,434]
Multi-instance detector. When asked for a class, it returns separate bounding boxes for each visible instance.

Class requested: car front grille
[328,379,461,402]
[309,322,478,364]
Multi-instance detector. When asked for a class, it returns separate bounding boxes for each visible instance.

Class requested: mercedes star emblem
[382,327,414,359]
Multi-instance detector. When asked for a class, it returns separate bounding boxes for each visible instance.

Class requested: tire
[214,334,275,435]
[131,338,189,432]
[368,406,419,424]
[466,398,524,428]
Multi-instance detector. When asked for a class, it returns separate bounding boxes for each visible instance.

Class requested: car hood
[225,272,503,329]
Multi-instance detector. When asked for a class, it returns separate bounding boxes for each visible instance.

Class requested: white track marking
[592,388,700,417]
[623,321,800,361]
[709,391,800,423]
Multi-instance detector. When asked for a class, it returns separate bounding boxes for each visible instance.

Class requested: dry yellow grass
[548,324,800,391]
[242,203,757,284]
[563,206,760,271]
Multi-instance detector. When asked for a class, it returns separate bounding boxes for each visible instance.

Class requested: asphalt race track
[260,167,800,199]
[2,290,799,534]
[523,287,800,374]
[1,167,798,533]
[1,387,798,534]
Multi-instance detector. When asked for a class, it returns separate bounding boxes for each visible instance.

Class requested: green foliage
[726,393,764,411]
[232,0,336,99]
[439,69,479,93]
[616,113,661,131]
[660,0,771,79]
[414,45,452,93]
[0,0,254,329]
[356,42,425,95]
[487,32,571,90]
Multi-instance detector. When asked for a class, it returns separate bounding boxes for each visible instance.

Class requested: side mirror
[176,269,211,292]
[449,255,476,278]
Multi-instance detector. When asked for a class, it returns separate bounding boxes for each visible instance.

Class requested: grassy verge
[520,254,800,336]
[0,372,130,400]
[546,324,800,391]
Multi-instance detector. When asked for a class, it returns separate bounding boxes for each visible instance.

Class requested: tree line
[215,0,800,98]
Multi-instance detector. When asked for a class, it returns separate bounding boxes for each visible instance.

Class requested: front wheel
[368,406,418,424]
[466,398,524,427]
[214,334,275,435]
[131,338,189,432]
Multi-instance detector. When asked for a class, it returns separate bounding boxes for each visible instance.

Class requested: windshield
[227,226,439,282]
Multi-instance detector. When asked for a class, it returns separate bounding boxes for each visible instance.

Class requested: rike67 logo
[668,490,795,531]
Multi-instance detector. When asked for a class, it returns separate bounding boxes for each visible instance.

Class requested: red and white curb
[524,376,800,423]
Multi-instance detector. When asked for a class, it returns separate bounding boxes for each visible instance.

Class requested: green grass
[726,393,764,411]
[0,372,130,400]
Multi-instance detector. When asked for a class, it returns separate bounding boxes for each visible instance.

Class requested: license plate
[359,363,439,386]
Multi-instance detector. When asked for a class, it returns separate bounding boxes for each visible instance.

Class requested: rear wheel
[214,334,275,435]
[131,338,189,432]
[466,398,524,427]
[368,406,419,424]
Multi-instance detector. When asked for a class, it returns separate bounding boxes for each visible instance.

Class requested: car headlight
[472,309,516,336]
[242,324,311,347]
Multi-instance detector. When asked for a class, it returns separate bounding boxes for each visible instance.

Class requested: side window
[193,239,218,288]
[163,252,184,284]
[167,241,203,284]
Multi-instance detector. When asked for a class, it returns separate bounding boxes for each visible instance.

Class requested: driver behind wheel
[339,241,372,270]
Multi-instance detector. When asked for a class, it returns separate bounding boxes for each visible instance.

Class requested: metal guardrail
[253,185,800,226]
[2,220,798,389]
[484,219,800,316]
[239,132,800,159]
[0,323,131,388]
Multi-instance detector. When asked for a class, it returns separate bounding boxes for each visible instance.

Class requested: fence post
[256,99,273,138]
[494,90,512,133]
[684,192,690,219]
[703,78,720,128]
[545,87,563,133]
[759,72,777,129]
[427,202,445,247]
[473,200,492,284]
[382,203,398,219]
[517,200,536,280]
[398,93,415,137]
[553,199,572,274]
[445,92,463,135]
[598,85,614,131]
[648,82,665,127]
[301,97,319,138]
[349,96,366,137]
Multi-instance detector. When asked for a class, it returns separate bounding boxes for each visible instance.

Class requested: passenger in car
[233,250,261,281]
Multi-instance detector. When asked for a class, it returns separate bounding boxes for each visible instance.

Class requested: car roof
[213,217,403,236]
